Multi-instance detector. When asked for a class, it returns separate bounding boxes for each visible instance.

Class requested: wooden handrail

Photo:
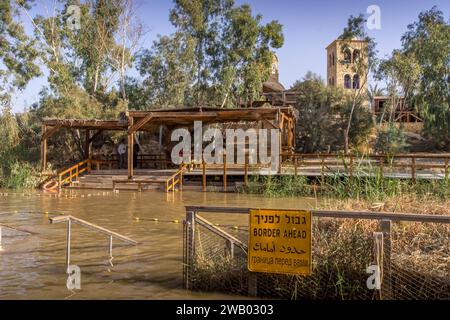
[58,159,91,189]
[166,163,187,192]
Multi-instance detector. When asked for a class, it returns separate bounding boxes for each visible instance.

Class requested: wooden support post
[248,273,258,297]
[84,130,91,160]
[445,158,449,180]
[41,124,47,172]
[180,170,183,191]
[223,152,227,192]
[380,219,392,299]
[321,156,325,185]
[66,219,72,270]
[411,156,416,183]
[244,152,249,187]
[128,117,134,179]
[202,160,206,192]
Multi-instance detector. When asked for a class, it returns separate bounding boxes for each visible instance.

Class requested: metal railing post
[380,219,392,300]
[109,235,113,266]
[66,219,71,271]
[185,210,196,290]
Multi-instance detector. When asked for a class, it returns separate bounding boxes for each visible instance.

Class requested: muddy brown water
[0,189,313,299]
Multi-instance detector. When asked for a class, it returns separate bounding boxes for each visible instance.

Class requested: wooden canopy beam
[263,119,280,130]
[128,113,154,134]
[41,124,62,141]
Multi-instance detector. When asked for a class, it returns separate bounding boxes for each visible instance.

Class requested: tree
[292,72,373,153]
[137,0,284,108]
[401,6,449,147]
[339,14,378,153]
[376,50,420,124]
[0,0,41,106]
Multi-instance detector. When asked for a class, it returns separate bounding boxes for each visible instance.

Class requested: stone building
[326,39,368,92]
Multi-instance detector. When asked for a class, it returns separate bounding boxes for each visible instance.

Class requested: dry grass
[187,196,449,300]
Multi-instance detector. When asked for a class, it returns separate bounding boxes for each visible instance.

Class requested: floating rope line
[132,217,247,230]
[0,211,65,216]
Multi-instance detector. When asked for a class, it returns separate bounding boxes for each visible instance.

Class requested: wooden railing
[165,163,188,192]
[373,111,423,123]
[281,153,450,182]
[91,153,170,170]
[58,159,91,189]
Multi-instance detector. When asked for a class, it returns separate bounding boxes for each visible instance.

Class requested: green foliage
[0,160,40,189]
[0,0,41,104]
[401,7,450,146]
[292,73,373,152]
[374,124,409,154]
[136,0,284,108]
[243,162,449,202]
[0,106,40,189]
[245,175,309,197]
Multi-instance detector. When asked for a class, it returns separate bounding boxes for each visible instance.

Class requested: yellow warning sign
[248,209,312,275]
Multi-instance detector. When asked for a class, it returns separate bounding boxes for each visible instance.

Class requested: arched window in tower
[332,52,335,66]
[343,49,351,63]
[353,74,360,89]
[332,76,335,86]
[329,78,332,86]
[328,54,332,67]
[344,74,351,89]
[353,49,360,63]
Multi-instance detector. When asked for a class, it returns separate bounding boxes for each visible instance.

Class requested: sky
[10,0,450,112]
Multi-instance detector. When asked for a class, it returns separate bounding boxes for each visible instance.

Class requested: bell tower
[326,39,368,92]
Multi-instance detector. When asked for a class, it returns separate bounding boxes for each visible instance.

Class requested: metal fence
[183,206,450,300]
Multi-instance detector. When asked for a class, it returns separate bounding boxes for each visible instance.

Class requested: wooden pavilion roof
[43,106,296,132]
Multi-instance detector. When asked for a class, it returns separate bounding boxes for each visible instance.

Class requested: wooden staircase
[68,169,179,191]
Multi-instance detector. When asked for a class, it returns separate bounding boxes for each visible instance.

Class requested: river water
[0,189,313,299]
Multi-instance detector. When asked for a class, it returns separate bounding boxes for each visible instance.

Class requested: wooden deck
[57,153,449,192]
